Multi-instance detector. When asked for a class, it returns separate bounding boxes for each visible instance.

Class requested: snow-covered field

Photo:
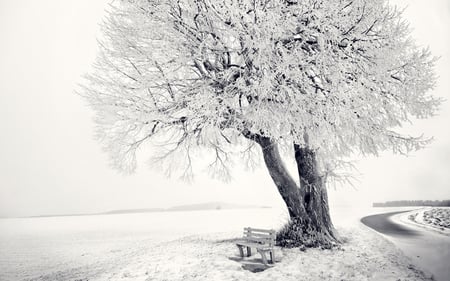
[0,207,432,281]
[0,208,287,281]
[406,207,450,236]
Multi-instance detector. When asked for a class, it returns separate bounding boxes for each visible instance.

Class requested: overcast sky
[0,0,449,217]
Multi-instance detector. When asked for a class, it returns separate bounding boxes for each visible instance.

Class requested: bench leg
[237,245,244,257]
[269,250,275,264]
[257,249,268,266]
[246,246,251,257]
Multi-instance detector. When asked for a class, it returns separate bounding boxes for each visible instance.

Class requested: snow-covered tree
[82,0,440,247]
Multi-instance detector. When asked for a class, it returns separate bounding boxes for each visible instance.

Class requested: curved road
[361,211,421,237]
[361,210,450,281]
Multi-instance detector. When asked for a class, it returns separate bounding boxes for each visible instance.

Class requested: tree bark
[257,137,338,248]
[292,143,337,246]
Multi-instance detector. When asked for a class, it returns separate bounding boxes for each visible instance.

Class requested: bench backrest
[243,227,276,247]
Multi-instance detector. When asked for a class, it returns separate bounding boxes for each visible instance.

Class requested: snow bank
[399,207,450,236]
[90,225,431,281]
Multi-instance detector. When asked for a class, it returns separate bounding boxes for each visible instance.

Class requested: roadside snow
[419,208,450,229]
[400,207,450,236]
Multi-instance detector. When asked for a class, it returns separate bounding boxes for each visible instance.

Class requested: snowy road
[361,211,421,237]
[361,210,450,281]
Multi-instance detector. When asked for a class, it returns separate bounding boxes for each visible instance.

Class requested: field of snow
[0,208,287,281]
[0,206,432,281]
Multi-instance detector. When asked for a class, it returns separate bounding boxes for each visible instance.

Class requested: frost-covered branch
[82,0,441,180]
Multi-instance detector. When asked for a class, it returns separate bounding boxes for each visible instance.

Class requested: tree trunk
[257,137,338,248]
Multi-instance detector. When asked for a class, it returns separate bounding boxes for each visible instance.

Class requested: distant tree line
[373,200,450,207]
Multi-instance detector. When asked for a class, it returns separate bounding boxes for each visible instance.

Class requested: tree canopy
[82,0,440,178]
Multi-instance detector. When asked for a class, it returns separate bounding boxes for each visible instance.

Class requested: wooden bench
[236,227,276,265]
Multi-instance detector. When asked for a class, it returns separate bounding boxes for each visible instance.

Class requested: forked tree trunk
[257,137,338,248]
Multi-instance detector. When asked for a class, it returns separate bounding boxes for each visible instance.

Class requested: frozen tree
[82,0,440,247]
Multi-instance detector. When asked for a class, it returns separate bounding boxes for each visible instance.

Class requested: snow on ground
[401,207,450,236]
[101,226,432,281]
[0,207,435,281]
[31,227,432,281]
[415,208,450,229]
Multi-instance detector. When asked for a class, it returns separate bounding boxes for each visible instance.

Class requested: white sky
[0,0,449,217]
